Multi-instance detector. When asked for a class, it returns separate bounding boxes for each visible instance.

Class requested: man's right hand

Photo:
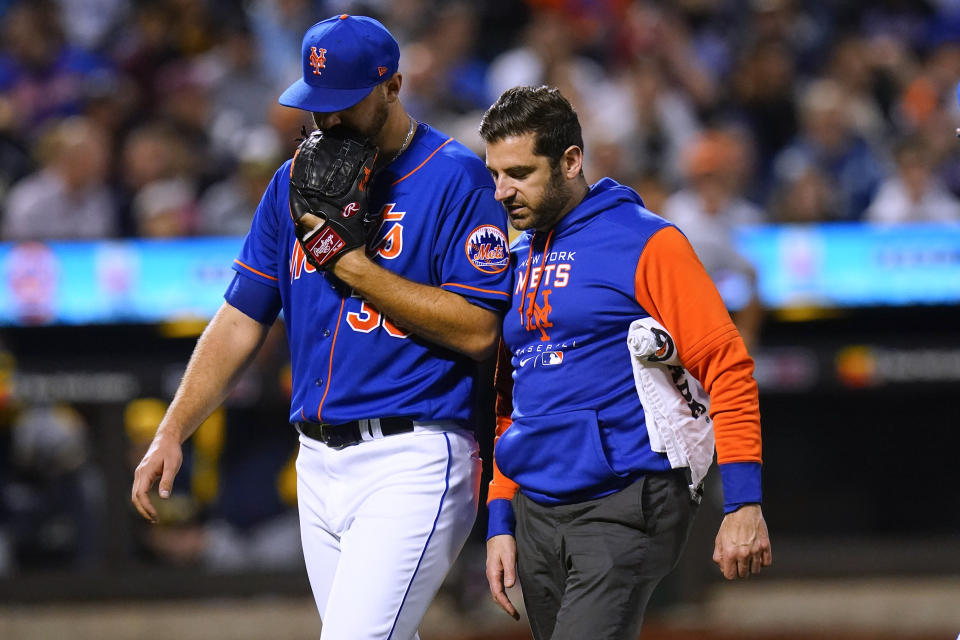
[131,432,183,523]
[486,534,520,620]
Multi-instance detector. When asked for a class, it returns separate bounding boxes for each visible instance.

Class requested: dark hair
[479,86,584,166]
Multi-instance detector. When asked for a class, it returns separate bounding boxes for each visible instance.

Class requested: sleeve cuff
[719,461,762,513]
[486,498,516,539]
[439,283,511,313]
[224,272,282,324]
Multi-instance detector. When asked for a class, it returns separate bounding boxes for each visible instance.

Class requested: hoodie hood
[552,178,646,236]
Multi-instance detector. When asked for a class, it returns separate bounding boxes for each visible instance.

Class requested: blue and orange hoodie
[487,178,763,538]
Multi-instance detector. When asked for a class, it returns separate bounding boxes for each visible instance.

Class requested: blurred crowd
[1,0,960,579]
[0,0,958,246]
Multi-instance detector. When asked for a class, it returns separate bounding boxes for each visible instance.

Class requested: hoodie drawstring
[520,229,554,332]
[517,231,536,322]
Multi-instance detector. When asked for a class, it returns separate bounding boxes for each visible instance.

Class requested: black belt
[297,417,414,449]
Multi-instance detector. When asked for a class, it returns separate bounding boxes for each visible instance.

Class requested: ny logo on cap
[309,47,327,75]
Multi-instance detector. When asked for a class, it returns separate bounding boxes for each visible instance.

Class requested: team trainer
[481,86,772,640]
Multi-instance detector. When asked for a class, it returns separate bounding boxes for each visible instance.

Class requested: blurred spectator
[160,0,220,57]
[118,120,195,235]
[662,129,765,348]
[373,0,440,46]
[79,71,140,146]
[267,101,314,158]
[895,40,960,197]
[202,21,278,156]
[154,61,230,189]
[616,56,700,187]
[401,2,491,133]
[55,0,130,53]
[111,1,181,113]
[865,135,960,223]
[664,129,764,227]
[823,35,889,143]
[617,2,718,110]
[773,78,889,220]
[198,126,283,236]
[121,120,194,191]
[629,171,671,219]
[2,116,117,241]
[0,1,113,138]
[729,38,799,199]
[859,0,937,53]
[524,0,626,62]
[245,0,317,91]
[742,0,831,76]
[0,113,33,206]
[486,7,633,151]
[132,178,198,238]
[771,165,840,224]
[2,404,105,571]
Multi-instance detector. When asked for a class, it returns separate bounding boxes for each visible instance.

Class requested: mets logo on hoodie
[465,224,509,273]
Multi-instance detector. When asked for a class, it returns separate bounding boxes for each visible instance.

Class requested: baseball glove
[289,129,380,270]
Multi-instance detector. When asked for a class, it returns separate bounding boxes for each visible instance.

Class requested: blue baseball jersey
[227,122,511,426]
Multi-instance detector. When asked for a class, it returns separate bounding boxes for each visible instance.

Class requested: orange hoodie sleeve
[486,338,519,538]
[635,226,763,493]
[487,338,520,503]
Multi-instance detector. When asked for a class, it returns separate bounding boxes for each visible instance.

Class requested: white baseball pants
[296,425,481,640]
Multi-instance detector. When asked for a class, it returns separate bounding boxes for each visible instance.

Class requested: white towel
[627,317,715,497]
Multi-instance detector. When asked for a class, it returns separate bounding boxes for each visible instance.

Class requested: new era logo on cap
[278,15,400,113]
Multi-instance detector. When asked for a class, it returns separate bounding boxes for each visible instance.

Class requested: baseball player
[480,86,772,639]
[131,15,511,640]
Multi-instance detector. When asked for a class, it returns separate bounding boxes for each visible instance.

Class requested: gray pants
[514,471,698,640]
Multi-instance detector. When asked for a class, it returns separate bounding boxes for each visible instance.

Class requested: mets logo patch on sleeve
[465,225,509,273]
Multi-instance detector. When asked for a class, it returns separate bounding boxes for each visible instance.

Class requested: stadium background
[0,0,959,638]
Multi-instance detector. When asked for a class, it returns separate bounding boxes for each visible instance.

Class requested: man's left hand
[713,504,772,579]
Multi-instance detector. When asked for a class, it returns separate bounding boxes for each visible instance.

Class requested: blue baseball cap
[278,14,400,113]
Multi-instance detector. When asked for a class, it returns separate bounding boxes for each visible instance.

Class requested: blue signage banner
[736,222,960,309]
[0,236,243,326]
[0,222,958,326]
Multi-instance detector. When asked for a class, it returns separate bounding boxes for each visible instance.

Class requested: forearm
[332,250,499,360]
[157,302,271,443]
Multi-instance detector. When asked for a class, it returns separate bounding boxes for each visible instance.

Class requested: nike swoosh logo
[519,356,535,367]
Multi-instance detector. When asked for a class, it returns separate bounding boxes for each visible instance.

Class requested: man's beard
[527,164,574,231]
[321,99,388,143]
[357,99,389,141]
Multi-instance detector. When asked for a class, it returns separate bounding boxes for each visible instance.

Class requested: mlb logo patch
[540,351,564,366]
[464,224,509,274]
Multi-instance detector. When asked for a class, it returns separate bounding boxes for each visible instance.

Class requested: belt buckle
[319,422,357,450]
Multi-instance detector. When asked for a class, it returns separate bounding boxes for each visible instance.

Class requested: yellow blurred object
[773,306,844,323]
[158,317,210,339]
[123,397,168,445]
[836,345,877,388]
[277,448,298,507]
[191,408,225,505]
[0,350,17,412]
